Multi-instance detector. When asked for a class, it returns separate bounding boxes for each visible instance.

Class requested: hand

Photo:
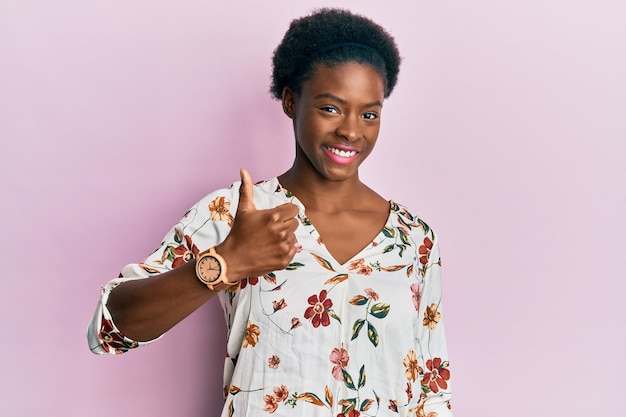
[215,168,300,281]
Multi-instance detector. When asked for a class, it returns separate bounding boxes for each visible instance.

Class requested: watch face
[197,255,222,283]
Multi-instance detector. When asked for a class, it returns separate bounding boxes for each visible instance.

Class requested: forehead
[300,62,385,103]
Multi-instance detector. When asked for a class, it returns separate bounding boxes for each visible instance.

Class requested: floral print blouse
[87,178,453,417]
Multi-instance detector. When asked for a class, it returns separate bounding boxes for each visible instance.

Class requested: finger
[237,168,256,213]
[272,202,300,219]
[282,217,299,233]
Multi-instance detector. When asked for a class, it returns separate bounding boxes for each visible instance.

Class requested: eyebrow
[313,93,383,108]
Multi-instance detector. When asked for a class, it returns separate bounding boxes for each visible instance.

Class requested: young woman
[88,8,453,417]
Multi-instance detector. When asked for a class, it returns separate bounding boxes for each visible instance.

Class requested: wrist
[195,247,236,291]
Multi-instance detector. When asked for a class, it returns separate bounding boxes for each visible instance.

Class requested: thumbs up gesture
[214,169,300,282]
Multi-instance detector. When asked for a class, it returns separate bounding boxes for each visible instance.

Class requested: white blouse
[87,178,453,417]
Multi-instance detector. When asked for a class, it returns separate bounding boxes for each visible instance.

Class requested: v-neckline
[274,179,394,268]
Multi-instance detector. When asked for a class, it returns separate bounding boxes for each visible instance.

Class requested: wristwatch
[195,247,234,291]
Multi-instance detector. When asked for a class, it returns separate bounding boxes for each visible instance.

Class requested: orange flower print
[304,290,333,328]
[209,196,234,227]
[290,317,302,330]
[273,385,289,402]
[418,409,438,417]
[329,345,349,381]
[347,258,373,275]
[171,235,200,269]
[423,303,441,330]
[419,237,433,265]
[365,288,379,301]
[403,349,422,382]
[415,402,439,417]
[263,394,278,413]
[406,382,413,402]
[422,357,450,393]
[272,298,287,312]
[243,321,260,348]
[268,355,280,369]
[410,283,421,311]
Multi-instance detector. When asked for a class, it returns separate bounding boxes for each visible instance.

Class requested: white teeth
[327,147,356,157]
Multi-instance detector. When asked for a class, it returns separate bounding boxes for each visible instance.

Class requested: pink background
[1,1,624,415]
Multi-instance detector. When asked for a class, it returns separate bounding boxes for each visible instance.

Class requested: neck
[278,163,366,213]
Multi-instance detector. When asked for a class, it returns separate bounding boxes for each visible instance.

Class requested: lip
[323,145,360,165]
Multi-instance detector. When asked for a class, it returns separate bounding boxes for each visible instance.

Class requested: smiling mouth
[324,146,358,158]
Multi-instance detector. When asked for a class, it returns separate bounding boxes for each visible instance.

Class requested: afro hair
[270,8,401,100]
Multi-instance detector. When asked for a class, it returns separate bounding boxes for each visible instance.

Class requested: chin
[319,166,360,182]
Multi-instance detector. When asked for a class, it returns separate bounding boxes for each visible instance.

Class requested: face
[282,62,385,183]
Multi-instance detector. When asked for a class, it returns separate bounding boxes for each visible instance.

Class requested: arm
[87,169,299,352]
[419,235,454,416]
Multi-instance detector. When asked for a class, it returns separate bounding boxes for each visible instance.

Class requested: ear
[281,87,296,119]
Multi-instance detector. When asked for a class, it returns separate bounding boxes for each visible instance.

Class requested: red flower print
[422,357,450,393]
[171,235,199,269]
[406,382,413,402]
[329,345,349,381]
[268,355,280,369]
[98,315,138,354]
[337,410,361,417]
[347,258,373,275]
[388,399,398,412]
[304,290,333,328]
[239,276,259,289]
[419,237,433,265]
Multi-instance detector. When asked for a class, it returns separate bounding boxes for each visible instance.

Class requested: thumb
[237,168,257,213]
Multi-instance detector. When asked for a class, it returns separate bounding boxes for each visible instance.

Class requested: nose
[335,115,361,142]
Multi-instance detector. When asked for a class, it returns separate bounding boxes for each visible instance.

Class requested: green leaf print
[340,398,357,413]
[311,252,335,271]
[324,273,348,285]
[382,226,396,238]
[342,369,356,390]
[399,229,410,245]
[417,218,431,235]
[367,322,379,347]
[357,365,366,389]
[351,319,365,340]
[369,303,390,319]
[360,398,375,412]
[383,244,395,253]
[328,309,342,324]
[349,295,368,306]
[286,262,305,271]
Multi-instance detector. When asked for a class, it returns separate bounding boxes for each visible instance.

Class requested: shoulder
[389,201,438,243]
[194,177,284,211]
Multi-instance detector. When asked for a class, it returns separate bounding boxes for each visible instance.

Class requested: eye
[319,106,339,114]
[362,112,378,120]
